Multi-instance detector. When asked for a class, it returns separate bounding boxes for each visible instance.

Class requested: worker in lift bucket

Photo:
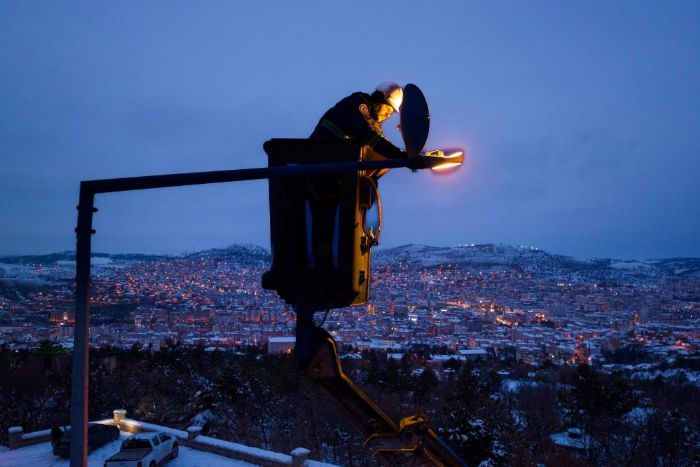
[310,81,406,159]
[306,82,408,271]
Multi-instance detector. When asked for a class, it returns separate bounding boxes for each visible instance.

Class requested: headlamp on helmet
[374,81,403,113]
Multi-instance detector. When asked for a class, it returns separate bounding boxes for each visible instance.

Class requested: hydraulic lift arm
[300,319,466,466]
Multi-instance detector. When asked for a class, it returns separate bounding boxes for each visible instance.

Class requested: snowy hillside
[185,244,271,264]
[374,244,700,281]
[0,263,73,300]
[2,244,697,293]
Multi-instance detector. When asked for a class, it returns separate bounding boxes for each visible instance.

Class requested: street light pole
[69,184,95,466]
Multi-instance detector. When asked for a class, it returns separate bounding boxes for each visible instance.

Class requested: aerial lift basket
[262,139,376,311]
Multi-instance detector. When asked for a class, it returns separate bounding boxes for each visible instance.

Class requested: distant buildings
[268,336,295,354]
[0,255,697,366]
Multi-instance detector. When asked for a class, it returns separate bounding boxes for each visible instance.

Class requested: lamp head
[420,148,464,172]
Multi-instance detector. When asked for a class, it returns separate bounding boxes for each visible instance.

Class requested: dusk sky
[1,1,699,259]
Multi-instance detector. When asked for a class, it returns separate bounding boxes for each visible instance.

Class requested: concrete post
[187,426,202,440]
[290,447,310,466]
[8,426,23,450]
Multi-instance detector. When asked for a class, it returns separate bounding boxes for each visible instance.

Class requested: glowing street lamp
[422,149,465,172]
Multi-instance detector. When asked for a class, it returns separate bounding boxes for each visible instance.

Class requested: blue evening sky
[1,1,698,259]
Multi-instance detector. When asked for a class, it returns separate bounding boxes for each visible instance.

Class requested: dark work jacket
[310,92,405,160]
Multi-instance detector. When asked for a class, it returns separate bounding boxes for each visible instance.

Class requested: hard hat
[375,81,403,113]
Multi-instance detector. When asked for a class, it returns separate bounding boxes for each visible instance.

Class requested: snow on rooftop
[428,355,455,362]
[268,336,296,343]
[459,348,487,355]
[549,428,598,450]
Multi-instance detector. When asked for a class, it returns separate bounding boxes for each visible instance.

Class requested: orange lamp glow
[421,149,465,172]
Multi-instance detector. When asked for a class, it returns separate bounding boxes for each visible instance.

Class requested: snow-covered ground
[0,263,71,286]
[501,378,539,393]
[629,368,700,385]
[0,432,256,467]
